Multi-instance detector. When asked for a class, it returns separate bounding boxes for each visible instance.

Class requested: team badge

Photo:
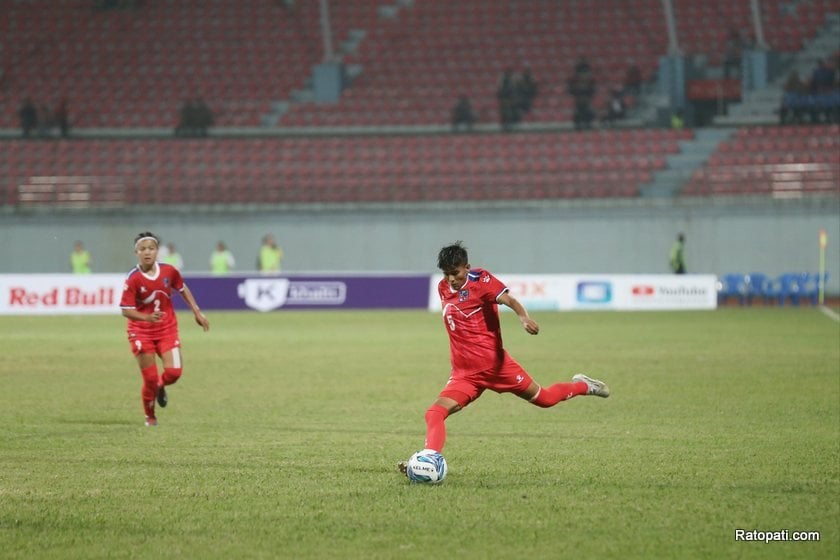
[459,289,469,302]
[164,278,170,287]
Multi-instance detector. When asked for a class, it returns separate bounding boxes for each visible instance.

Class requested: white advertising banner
[0,274,125,315]
[427,274,718,311]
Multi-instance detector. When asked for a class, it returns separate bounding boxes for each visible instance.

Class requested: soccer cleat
[144,416,158,427]
[572,374,610,398]
[398,461,408,477]
[156,384,168,408]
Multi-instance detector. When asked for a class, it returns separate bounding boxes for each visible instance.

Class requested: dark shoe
[156,384,168,408]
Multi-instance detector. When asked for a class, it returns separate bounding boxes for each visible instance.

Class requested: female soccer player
[402,242,609,472]
[120,232,210,426]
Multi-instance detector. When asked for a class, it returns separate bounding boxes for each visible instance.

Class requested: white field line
[819,305,840,322]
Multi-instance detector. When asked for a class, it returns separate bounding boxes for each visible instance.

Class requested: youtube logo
[632,285,655,296]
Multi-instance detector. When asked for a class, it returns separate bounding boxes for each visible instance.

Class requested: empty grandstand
[0,0,837,293]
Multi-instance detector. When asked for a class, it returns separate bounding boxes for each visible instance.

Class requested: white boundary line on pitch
[819,305,840,322]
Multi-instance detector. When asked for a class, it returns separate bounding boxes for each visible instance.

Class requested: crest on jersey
[163,278,170,287]
[458,289,469,302]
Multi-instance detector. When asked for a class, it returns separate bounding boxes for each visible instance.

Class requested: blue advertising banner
[174,274,430,312]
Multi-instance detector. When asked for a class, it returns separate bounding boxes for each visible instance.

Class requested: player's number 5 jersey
[438,268,509,374]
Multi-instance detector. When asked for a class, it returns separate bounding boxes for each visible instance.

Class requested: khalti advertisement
[174,274,430,312]
[427,274,718,311]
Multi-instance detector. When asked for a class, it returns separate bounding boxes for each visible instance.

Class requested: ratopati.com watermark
[735,529,821,543]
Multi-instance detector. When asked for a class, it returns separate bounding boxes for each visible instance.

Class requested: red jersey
[438,268,509,375]
[120,262,184,339]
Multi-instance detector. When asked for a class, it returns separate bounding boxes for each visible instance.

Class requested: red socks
[424,404,449,452]
[531,381,588,408]
[140,364,159,418]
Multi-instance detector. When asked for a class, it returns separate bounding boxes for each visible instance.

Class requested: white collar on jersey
[138,262,161,281]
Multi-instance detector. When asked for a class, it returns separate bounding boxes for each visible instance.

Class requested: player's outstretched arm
[180,284,210,331]
[497,292,539,335]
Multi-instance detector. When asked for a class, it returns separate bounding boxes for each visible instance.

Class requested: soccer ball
[406,449,447,484]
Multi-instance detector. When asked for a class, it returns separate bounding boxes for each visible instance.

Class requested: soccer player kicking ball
[401,242,609,475]
[120,232,210,426]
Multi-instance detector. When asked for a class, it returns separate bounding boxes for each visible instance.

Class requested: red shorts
[128,331,180,357]
[439,351,533,408]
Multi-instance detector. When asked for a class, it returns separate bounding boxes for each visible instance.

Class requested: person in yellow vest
[70,241,92,274]
[669,233,686,274]
[670,110,685,130]
[163,242,184,270]
[258,234,284,274]
[209,241,235,275]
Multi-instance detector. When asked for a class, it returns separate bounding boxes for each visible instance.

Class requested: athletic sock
[141,364,159,418]
[424,404,449,452]
[531,381,588,408]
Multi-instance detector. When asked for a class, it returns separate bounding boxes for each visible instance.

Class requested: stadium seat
[718,273,749,306]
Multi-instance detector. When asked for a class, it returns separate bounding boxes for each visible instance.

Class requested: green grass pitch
[0,309,837,559]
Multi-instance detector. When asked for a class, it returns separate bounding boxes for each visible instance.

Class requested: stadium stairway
[262,0,413,127]
[639,128,734,197]
[714,11,840,126]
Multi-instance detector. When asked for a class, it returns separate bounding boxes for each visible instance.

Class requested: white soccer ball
[406,449,447,484]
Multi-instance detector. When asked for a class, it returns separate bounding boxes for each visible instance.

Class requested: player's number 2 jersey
[438,268,509,374]
[120,262,184,338]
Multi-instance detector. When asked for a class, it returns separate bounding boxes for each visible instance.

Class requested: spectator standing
[258,234,284,274]
[669,233,686,274]
[71,241,92,274]
[19,98,37,138]
[162,243,184,270]
[176,100,197,137]
[670,110,685,130]
[37,103,53,137]
[194,98,214,137]
[779,71,807,125]
[55,98,70,138]
[809,58,837,123]
[568,59,596,130]
[517,66,538,115]
[451,95,475,132]
[496,69,520,130]
[209,241,235,275]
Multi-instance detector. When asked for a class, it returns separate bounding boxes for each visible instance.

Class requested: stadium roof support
[661,0,681,55]
[750,0,769,50]
[320,0,335,62]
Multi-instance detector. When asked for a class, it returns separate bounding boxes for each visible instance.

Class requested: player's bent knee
[162,367,182,386]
